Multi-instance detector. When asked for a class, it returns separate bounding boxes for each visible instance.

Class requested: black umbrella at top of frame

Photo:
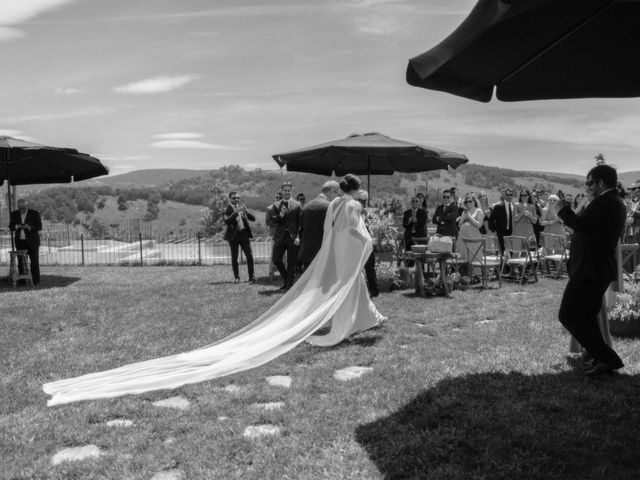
[406,0,640,102]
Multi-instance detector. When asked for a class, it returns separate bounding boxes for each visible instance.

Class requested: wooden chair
[9,250,33,287]
[462,236,502,288]
[501,235,538,284]
[540,233,569,278]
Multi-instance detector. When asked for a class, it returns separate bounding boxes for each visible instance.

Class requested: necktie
[507,203,512,230]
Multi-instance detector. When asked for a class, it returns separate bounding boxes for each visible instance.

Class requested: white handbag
[428,234,454,253]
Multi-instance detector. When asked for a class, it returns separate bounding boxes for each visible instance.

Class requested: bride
[43,174,386,406]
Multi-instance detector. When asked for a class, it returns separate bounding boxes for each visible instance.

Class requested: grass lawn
[2,265,640,479]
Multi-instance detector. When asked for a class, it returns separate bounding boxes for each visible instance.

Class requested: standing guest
[9,199,42,286]
[553,164,627,376]
[477,191,491,234]
[564,193,574,207]
[416,192,428,211]
[456,194,484,275]
[266,192,282,278]
[488,187,515,254]
[353,189,379,298]
[269,182,302,290]
[296,193,306,207]
[402,196,428,253]
[297,180,340,272]
[512,189,538,243]
[223,192,255,283]
[531,191,545,247]
[540,194,565,236]
[432,190,459,239]
[627,180,640,245]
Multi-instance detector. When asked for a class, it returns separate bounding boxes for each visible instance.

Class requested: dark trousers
[228,231,254,280]
[16,238,40,284]
[559,277,622,364]
[364,251,378,297]
[496,228,512,254]
[272,233,299,288]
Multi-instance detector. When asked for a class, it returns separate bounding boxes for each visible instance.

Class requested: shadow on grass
[0,274,80,292]
[356,371,640,479]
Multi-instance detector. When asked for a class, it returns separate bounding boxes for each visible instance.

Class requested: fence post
[197,232,202,265]
[80,234,85,266]
[139,232,144,265]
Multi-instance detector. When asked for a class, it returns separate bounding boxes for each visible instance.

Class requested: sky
[1,0,638,177]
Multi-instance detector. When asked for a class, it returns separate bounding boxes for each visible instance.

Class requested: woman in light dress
[540,194,565,236]
[43,174,386,406]
[512,189,538,243]
[455,194,484,275]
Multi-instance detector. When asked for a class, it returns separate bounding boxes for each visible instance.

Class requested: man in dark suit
[297,180,340,272]
[223,191,256,283]
[265,191,282,278]
[269,182,302,290]
[9,199,42,286]
[554,164,627,376]
[432,190,459,238]
[488,187,515,253]
[403,196,428,252]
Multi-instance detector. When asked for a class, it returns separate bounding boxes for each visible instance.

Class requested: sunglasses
[585,180,596,186]
[443,196,451,199]
[505,193,513,197]
[464,200,473,204]
[231,197,239,200]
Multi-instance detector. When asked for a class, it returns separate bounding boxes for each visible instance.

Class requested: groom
[553,164,627,376]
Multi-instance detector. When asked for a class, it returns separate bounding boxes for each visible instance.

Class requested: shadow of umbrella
[356,371,640,479]
[406,0,640,102]
[273,132,468,200]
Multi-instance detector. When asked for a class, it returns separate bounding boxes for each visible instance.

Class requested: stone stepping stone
[223,384,247,394]
[105,419,134,427]
[333,366,373,381]
[250,401,285,411]
[217,416,229,421]
[152,396,190,410]
[51,445,101,465]
[265,375,291,388]
[150,469,186,480]
[477,320,495,325]
[243,424,281,439]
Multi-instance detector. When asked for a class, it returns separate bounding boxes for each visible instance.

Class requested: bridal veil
[43,195,385,406]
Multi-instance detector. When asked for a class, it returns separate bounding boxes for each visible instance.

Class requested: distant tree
[117,194,128,211]
[201,188,227,236]
[88,218,109,238]
[97,197,107,209]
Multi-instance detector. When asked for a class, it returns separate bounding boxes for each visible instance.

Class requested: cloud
[55,87,83,95]
[153,132,203,140]
[150,140,245,150]
[6,107,112,123]
[0,128,24,137]
[114,75,199,94]
[0,26,24,41]
[0,0,79,41]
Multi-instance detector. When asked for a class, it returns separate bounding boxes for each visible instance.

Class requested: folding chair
[462,236,502,288]
[540,233,569,278]
[501,236,538,284]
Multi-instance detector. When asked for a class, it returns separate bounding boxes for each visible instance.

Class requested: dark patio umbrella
[1,136,109,247]
[406,0,640,102]
[273,132,468,198]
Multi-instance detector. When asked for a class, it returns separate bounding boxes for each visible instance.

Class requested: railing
[0,230,272,266]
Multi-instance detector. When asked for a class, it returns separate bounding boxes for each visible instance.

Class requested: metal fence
[0,230,272,266]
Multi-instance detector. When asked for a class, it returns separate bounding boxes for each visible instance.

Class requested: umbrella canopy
[1,136,109,186]
[406,0,640,102]
[273,132,468,176]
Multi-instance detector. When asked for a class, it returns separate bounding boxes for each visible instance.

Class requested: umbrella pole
[6,150,15,250]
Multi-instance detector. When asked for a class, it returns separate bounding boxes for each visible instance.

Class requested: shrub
[608,281,640,323]
[368,210,398,253]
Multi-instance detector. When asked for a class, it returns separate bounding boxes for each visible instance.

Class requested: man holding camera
[223,191,256,283]
[9,199,42,286]
[269,182,302,290]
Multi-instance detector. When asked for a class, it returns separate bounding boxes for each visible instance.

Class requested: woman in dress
[540,194,565,236]
[512,189,538,243]
[416,192,428,212]
[43,174,386,406]
[455,194,484,275]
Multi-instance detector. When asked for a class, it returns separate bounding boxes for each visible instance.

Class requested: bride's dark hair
[339,173,361,193]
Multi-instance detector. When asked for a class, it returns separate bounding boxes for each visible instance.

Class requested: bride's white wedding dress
[43,195,386,406]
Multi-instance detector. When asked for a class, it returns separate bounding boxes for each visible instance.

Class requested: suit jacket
[268,198,302,243]
[9,209,42,248]
[432,203,459,237]
[402,208,428,239]
[298,194,330,263]
[223,204,255,242]
[488,201,514,235]
[558,189,626,281]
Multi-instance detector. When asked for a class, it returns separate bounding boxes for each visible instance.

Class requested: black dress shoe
[248,277,256,283]
[585,359,624,377]
[279,284,288,291]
